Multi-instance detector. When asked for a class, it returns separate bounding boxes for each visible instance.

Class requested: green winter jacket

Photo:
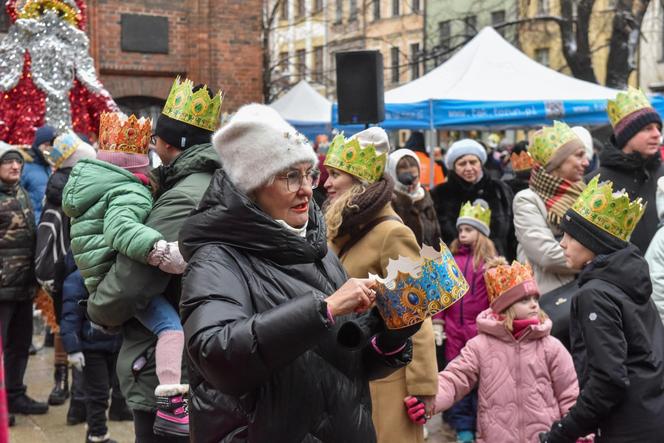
[62,159,163,297]
[86,143,220,412]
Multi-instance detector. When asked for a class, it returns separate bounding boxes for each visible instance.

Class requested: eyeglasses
[275,168,320,192]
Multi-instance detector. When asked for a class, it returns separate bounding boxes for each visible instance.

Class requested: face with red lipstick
[254,161,317,228]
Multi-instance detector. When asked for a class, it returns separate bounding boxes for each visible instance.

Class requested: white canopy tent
[271,80,331,138]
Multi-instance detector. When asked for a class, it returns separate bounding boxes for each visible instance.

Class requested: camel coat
[330,203,439,443]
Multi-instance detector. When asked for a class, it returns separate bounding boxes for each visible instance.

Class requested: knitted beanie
[97,151,150,174]
[445,139,487,170]
[560,209,628,255]
[614,107,662,150]
[571,126,594,160]
[60,140,96,169]
[213,104,318,193]
[0,141,23,163]
[456,198,491,237]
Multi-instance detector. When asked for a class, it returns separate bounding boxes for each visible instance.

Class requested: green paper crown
[571,176,646,241]
[458,200,491,228]
[162,77,223,132]
[607,86,653,128]
[324,133,387,183]
[530,121,579,166]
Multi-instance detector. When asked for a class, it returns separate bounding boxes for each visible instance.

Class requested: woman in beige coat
[323,127,438,443]
[513,121,589,294]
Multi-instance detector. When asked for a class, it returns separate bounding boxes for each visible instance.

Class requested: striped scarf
[529,165,586,229]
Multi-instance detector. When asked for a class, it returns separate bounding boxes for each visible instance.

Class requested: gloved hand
[375,321,422,353]
[540,420,578,443]
[337,308,384,350]
[68,352,85,371]
[158,241,187,274]
[147,239,168,267]
[432,319,445,346]
[404,396,427,425]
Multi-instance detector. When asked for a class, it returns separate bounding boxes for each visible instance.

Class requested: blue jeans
[135,295,182,336]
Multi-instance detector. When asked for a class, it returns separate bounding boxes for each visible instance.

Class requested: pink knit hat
[97,150,150,174]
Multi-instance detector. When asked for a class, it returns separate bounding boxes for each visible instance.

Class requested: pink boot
[153,384,189,437]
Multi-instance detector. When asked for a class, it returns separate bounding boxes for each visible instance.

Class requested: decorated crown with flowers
[162,77,223,132]
[99,112,152,155]
[510,150,535,172]
[570,175,646,242]
[324,133,388,183]
[370,243,469,329]
[530,121,580,166]
[484,260,534,304]
[607,86,654,129]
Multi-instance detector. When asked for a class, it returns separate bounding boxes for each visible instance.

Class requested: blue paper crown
[372,243,469,329]
[46,131,83,168]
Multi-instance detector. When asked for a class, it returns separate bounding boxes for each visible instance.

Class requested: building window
[281,0,289,20]
[279,51,289,73]
[410,43,420,80]
[335,0,342,23]
[313,46,324,84]
[392,0,400,17]
[296,0,305,17]
[350,0,358,21]
[464,15,477,37]
[537,0,549,15]
[391,47,400,83]
[412,0,420,13]
[535,48,550,67]
[295,49,306,81]
[438,20,451,50]
[313,0,323,13]
[373,0,381,20]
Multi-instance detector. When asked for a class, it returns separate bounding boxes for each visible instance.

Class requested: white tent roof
[270,80,332,124]
[386,27,618,104]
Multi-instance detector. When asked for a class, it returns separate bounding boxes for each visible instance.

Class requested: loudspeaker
[336,50,385,125]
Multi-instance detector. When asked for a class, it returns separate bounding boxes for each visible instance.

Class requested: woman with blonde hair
[324,127,438,443]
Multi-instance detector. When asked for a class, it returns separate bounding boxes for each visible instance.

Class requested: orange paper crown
[484,261,535,305]
[510,151,535,172]
[99,112,152,155]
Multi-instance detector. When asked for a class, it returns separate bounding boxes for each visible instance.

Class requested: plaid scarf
[529,165,586,229]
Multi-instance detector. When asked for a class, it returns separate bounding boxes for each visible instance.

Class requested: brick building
[1,0,264,120]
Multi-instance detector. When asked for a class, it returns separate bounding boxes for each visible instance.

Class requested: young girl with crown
[405,259,579,443]
[540,176,664,442]
[433,199,496,443]
[62,110,194,439]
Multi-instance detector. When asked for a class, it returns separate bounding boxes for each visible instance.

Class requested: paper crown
[484,261,534,303]
[458,200,491,229]
[510,150,535,171]
[570,175,646,242]
[18,0,81,25]
[607,87,654,128]
[162,77,223,132]
[371,243,469,329]
[324,133,387,183]
[99,112,152,155]
[530,121,579,166]
[45,131,83,168]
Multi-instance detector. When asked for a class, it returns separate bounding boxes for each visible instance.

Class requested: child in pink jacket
[406,259,579,443]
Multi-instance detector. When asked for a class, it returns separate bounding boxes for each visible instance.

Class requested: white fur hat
[445,139,487,170]
[213,104,318,193]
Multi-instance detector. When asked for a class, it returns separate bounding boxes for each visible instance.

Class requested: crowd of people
[1,79,664,443]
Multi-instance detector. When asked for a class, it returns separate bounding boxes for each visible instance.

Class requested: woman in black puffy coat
[179,105,417,443]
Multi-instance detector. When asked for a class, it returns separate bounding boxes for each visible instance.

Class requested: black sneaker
[9,395,49,415]
[66,399,86,425]
[86,432,118,443]
[48,364,69,405]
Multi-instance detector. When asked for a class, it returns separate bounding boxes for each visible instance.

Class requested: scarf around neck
[512,317,541,339]
[338,177,394,236]
[529,165,585,229]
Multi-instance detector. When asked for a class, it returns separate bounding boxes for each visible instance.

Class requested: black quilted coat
[179,169,411,443]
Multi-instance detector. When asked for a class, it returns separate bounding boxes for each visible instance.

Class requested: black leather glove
[337,308,384,350]
[541,420,577,443]
[375,321,422,353]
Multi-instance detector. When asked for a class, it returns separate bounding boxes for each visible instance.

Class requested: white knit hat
[213,104,318,193]
[571,126,594,160]
[445,139,487,170]
[61,140,96,169]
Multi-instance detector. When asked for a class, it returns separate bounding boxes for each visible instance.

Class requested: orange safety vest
[415,151,445,189]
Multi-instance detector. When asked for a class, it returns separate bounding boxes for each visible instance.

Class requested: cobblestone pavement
[11,341,457,443]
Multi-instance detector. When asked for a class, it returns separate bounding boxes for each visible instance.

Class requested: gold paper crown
[18,0,81,25]
[162,77,223,132]
[99,112,152,155]
[530,121,581,166]
[371,243,469,329]
[570,175,646,242]
[458,200,491,228]
[324,133,387,183]
[484,261,534,305]
[607,86,654,128]
[510,150,535,172]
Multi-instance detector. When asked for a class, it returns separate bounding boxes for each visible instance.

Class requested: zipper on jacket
[515,343,523,442]
[460,253,475,325]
